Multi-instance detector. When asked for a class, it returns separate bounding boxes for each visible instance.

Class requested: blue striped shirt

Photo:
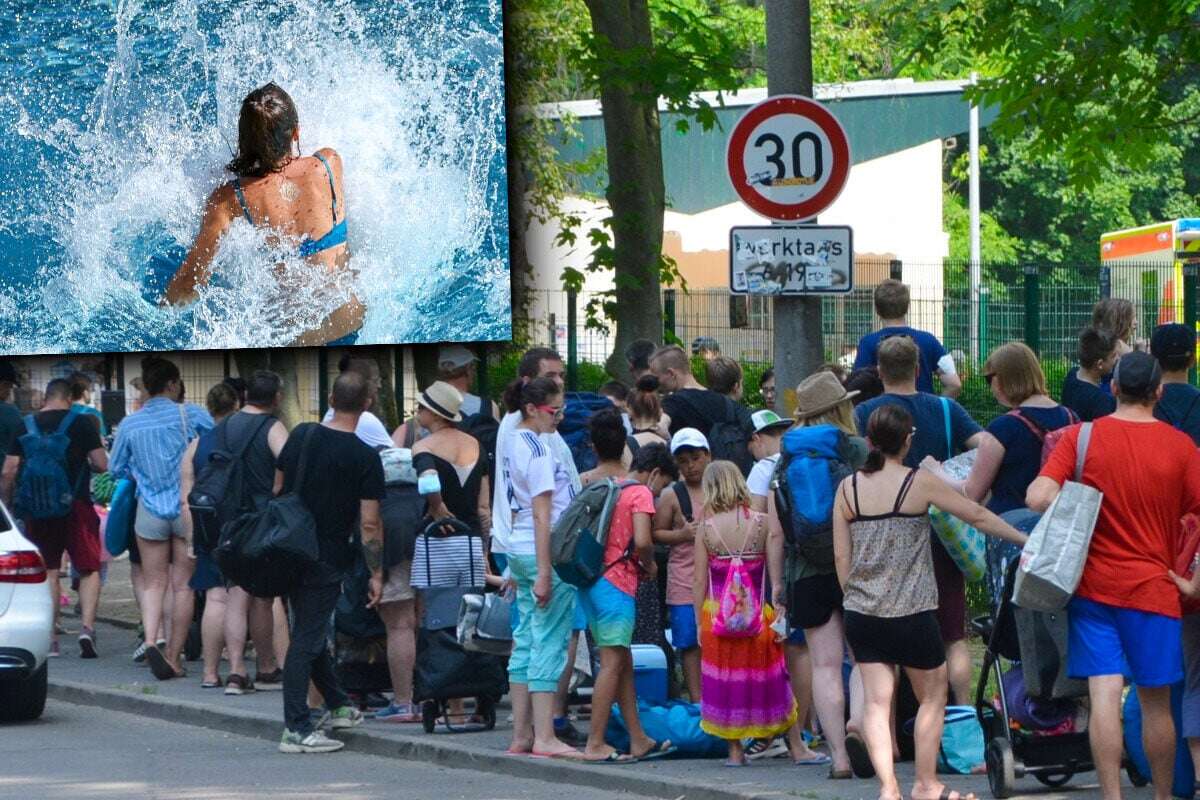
[110,397,214,520]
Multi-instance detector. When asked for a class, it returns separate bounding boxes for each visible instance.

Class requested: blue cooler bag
[905,705,985,774]
[606,699,725,758]
[105,479,136,557]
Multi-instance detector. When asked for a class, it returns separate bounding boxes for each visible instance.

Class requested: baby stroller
[413,519,507,733]
[973,510,1145,797]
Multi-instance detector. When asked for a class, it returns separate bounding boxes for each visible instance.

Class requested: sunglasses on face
[984,373,995,386]
[535,404,564,419]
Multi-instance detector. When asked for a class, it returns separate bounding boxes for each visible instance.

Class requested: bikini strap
[231,178,254,225]
[313,153,338,222]
[892,467,920,514]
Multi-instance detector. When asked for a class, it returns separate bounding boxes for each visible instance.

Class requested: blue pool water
[0,0,510,354]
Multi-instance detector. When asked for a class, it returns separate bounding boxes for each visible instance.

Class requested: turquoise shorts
[578,577,635,648]
[506,554,577,693]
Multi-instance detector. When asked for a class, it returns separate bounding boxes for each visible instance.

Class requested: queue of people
[7,279,1200,800]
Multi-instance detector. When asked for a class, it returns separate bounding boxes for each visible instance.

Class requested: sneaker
[309,708,331,730]
[132,641,148,663]
[78,628,97,659]
[254,668,284,691]
[746,737,788,760]
[48,640,60,658]
[224,674,256,695]
[328,706,364,730]
[279,729,344,754]
[373,702,422,723]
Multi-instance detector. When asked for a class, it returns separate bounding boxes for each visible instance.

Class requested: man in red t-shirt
[1029,351,1200,800]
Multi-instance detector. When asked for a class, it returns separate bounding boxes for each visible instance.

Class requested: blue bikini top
[231,152,347,257]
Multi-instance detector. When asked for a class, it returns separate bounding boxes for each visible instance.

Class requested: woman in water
[165,82,363,346]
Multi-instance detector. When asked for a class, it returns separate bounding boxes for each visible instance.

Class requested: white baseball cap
[670,427,710,454]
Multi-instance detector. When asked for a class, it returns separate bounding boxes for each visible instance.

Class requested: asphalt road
[0,700,642,800]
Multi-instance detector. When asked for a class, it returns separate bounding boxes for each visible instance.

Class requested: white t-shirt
[490,410,580,555]
[503,428,577,556]
[321,408,393,449]
[747,453,781,498]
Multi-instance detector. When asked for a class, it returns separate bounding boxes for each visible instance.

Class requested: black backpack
[215,425,320,598]
[188,415,272,552]
[704,397,755,476]
[459,400,500,485]
[380,482,424,566]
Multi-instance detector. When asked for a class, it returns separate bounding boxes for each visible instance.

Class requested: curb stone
[47,678,815,800]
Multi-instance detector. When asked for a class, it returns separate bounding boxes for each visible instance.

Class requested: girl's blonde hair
[984,341,1047,406]
[702,460,751,515]
[798,399,857,436]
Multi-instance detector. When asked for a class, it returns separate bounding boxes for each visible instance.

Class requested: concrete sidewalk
[43,620,1109,800]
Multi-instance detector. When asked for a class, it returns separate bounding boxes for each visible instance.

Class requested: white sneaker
[279,729,345,754]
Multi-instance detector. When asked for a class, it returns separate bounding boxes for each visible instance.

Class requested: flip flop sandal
[585,751,638,765]
[724,757,750,767]
[201,678,223,689]
[634,739,676,762]
[531,749,585,760]
[828,768,853,780]
[145,646,177,681]
[845,732,875,778]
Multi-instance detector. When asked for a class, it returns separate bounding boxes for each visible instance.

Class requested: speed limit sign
[726,95,851,221]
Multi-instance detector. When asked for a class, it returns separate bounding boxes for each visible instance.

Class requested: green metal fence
[534,260,1196,424]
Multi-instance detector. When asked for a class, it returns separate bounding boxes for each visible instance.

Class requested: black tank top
[223,411,277,510]
[412,451,486,531]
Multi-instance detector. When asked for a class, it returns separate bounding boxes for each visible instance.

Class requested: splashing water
[0,0,510,354]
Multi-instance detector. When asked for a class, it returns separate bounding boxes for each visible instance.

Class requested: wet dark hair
[227,83,299,178]
[589,407,628,461]
[844,367,884,405]
[503,376,560,417]
[141,356,181,396]
[862,405,913,474]
[631,442,678,479]
[630,374,662,422]
[245,370,282,408]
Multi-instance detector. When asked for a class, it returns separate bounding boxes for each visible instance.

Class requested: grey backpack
[550,478,636,588]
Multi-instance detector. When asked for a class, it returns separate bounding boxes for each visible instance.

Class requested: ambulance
[1099,219,1200,326]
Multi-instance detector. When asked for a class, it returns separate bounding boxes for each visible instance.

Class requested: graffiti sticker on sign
[729,225,853,295]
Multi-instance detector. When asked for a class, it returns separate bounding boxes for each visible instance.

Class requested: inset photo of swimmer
[0,0,509,354]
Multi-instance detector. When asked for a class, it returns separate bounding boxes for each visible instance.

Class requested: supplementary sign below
[729,225,853,295]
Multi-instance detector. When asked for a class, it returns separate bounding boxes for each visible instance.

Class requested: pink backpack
[1006,408,1079,467]
[707,510,765,639]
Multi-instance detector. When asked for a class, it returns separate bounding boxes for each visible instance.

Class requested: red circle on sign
[726,95,851,221]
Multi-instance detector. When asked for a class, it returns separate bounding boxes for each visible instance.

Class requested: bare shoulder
[314,147,343,172]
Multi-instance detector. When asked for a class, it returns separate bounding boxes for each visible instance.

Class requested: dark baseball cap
[1113,351,1162,398]
[1151,323,1194,361]
[0,360,19,386]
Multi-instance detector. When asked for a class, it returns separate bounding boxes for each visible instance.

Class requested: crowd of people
[6,278,1200,800]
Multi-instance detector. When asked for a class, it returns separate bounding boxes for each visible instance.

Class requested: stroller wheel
[421,700,438,734]
[476,697,497,731]
[986,738,1015,799]
[1034,771,1072,788]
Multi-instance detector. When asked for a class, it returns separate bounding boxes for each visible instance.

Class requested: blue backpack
[559,392,617,473]
[16,408,82,520]
[773,424,853,568]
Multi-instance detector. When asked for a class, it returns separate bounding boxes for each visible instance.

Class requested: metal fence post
[567,288,578,391]
[663,289,677,341]
[1024,264,1041,355]
[978,286,991,357]
[476,343,490,404]
[1185,261,1198,385]
[1099,266,1112,300]
[889,260,903,281]
[548,313,556,348]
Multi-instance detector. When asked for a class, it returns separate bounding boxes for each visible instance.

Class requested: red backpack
[1006,407,1079,467]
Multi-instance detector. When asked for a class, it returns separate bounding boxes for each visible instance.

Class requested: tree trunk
[507,118,535,348]
[583,0,666,384]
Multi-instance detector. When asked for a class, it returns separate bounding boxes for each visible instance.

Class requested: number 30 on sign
[726,95,851,222]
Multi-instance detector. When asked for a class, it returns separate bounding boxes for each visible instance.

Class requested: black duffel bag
[215,426,320,598]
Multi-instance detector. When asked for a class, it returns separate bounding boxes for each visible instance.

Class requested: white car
[0,505,52,722]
